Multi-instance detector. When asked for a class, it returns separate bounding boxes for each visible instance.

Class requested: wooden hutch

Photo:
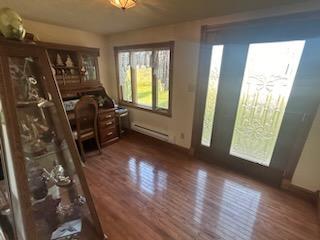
[39,42,119,146]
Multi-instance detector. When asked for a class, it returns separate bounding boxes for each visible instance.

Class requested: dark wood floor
[84,132,320,240]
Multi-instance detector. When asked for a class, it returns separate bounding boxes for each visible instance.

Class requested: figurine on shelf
[56,54,64,66]
[56,196,86,222]
[65,55,75,75]
[26,76,40,100]
[65,55,74,68]
[80,66,87,78]
[20,115,48,156]
[42,165,72,188]
[9,57,41,102]
[23,57,42,101]
[25,157,48,201]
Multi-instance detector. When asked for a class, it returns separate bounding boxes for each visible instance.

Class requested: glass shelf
[52,66,79,70]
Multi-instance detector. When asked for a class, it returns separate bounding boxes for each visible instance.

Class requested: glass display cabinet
[0,39,106,239]
[80,53,99,82]
[43,43,101,97]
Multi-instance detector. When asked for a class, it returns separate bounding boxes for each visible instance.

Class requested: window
[201,45,224,147]
[115,42,174,116]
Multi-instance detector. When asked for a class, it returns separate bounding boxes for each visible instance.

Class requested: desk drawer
[99,111,115,121]
[99,128,117,142]
[99,119,115,129]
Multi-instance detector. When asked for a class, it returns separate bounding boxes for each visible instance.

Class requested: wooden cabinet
[0,38,105,239]
[38,42,101,99]
[98,109,119,146]
[40,41,119,147]
[80,53,99,83]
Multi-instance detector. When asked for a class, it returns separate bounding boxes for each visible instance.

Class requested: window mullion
[151,50,157,111]
[130,51,137,104]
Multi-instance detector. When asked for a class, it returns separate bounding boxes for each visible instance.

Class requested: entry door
[194,21,320,185]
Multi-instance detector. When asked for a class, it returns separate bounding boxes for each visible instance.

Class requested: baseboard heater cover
[131,122,169,142]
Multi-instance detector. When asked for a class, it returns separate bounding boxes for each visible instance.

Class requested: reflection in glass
[81,55,97,81]
[8,56,94,239]
[201,45,224,147]
[230,41,305,166]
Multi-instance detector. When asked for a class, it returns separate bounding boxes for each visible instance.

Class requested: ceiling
[0,0,307,35]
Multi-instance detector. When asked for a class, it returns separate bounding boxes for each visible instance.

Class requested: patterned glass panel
[230,41,305,166]
[201,45,224,147]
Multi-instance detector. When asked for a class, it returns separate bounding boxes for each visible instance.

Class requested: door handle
[301,113,308,122]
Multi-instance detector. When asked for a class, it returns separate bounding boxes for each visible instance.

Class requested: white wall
[292,106,320,192]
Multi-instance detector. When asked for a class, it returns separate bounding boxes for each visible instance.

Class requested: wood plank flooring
[84,132,320,240]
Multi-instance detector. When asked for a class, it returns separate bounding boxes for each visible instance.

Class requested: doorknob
[301,113,308,122]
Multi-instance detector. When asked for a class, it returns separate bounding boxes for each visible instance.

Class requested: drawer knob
[106,121,113,126]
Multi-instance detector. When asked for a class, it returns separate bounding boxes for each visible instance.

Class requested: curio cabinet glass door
[80,53,99,83]
[0,39,105,240]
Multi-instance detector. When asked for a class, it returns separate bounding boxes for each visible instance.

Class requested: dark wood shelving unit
[38,41,101,99]
[39,41,119,147]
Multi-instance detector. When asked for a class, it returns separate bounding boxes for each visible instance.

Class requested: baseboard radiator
[131,122,169,142]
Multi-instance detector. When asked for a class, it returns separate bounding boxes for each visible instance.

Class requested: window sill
[120,101,171,117]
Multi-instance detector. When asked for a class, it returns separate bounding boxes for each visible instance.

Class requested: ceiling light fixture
[109,0,137,10]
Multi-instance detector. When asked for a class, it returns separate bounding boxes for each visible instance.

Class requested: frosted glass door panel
[230,41,305,166]
[201,45,224,147]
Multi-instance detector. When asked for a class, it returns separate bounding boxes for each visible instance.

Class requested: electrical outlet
[180,133,185,139]
[188,83,195,92]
